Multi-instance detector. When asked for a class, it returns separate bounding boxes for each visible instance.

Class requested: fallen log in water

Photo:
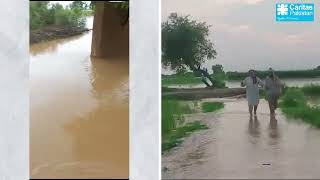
[162,87,246,100]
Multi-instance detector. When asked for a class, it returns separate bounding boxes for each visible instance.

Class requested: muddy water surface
[162,98,320,179]
[30,21,128,178]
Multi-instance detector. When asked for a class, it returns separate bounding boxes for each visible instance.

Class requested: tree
[212,64,224,75]
[69,1,88,10]
[30,1,51,29]
[162,13,217,87]
[211,64,226,88]
[30,1,87,30]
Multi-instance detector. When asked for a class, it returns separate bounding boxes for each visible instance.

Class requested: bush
[30,2,88,30]
[212,72,226,88]
[280,87,320,128]
[280,88,306,108]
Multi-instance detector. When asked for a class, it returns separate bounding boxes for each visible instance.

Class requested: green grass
[162,100,196,134]
[162,100,208,152]
[280,88,320,128]
[201,102,224,113]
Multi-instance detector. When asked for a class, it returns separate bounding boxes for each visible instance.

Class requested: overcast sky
[162,0,320,72]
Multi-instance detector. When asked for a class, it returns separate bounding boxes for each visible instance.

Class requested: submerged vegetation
[162,99,225,151]
[162,100,207,151]
[202,102,224,113]
[162,121,208,151]
[280,86,320,128]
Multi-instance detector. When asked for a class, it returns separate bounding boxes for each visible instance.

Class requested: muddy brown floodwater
[30,23,128,178]
[162,98,320,179]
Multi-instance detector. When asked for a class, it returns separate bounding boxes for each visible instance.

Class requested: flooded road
[162,98,320,179]
[30,18,128,178]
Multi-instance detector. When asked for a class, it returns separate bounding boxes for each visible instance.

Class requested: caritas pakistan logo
[276,3,314,22]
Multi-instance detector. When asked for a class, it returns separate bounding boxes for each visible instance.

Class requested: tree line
[30,1,92,30]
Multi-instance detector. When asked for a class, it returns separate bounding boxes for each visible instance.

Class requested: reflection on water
[269,118,279,139]
[162,99,320,179]
[248,115,260,139]
[30,23,128,178]
[30,34,85,56]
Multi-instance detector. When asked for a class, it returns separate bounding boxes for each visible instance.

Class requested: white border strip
[0,0,29,179]
[130,0,160,179]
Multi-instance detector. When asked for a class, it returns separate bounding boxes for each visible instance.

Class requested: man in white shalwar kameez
[241,70,264,116]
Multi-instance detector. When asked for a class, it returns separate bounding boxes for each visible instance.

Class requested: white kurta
[242,77,264,106]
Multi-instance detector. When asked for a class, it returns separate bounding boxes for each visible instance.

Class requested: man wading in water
[241,70,264,117]
[265,68,284,118]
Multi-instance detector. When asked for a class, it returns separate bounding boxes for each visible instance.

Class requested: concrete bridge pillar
[91,2,129,58]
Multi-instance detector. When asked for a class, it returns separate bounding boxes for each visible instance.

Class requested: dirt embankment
[30,26,91,44]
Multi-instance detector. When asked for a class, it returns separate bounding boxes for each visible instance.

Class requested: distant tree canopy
[212,64,225,75]
[30,1,91,30]
[69,1,89,10]
[162,13,217,87]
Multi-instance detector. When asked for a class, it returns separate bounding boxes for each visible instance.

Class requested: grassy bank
[30,2,91,44]
[162,99,225,151]
[280,86,320,128]
[162,100,206,151]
